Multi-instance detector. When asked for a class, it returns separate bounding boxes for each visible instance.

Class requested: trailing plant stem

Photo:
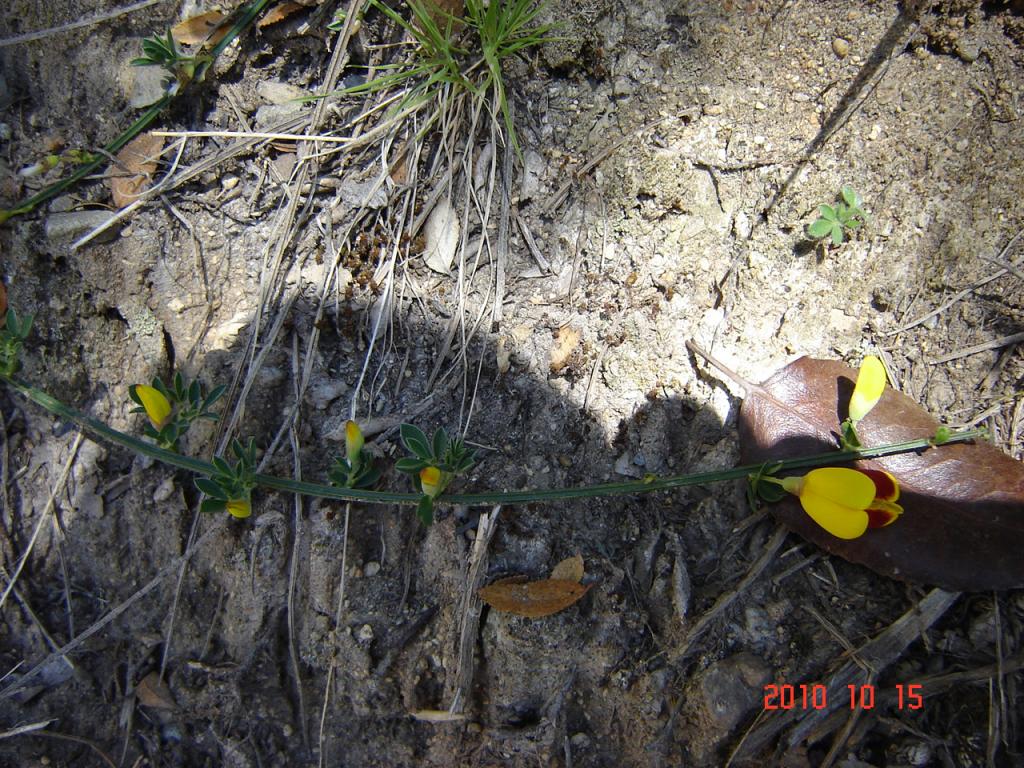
[1,373,985,509]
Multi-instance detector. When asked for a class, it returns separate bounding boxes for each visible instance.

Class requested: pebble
[363,561,381,577]
[357,624,374,642]
[153,478,176,503]
[956,40,980,63]
[832,38,850,58]
[703,103,724,116]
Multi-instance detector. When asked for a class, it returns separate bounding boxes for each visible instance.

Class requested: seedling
[807,186,867,247]
[0,309,33,376]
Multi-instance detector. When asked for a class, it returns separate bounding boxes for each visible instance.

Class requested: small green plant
[395,423,476,524]
[131,30,211,93]
[0,309,33,376]
[807,186,867,247]
[129,372,226,451]
[195,438,258,517]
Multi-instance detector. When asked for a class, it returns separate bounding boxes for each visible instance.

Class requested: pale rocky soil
[1,1,1024,766]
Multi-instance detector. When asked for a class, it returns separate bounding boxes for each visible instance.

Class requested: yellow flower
[419,466,443,498]
[345,420,364,465]
[848,355,886,422]
[780,467,902,540]
[226,498,252,519]
[135,384,172,430]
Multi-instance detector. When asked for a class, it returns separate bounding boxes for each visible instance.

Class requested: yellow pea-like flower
[780,467,902,540]
[226,498,252,519]
[848,355,886,422]
[345,420,364,465]
[419,466,443,498]
[135,384,172,430]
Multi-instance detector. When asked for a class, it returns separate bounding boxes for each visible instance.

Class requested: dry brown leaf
[479,576,591,618]
[550,554,584,582]
[171,11,227,46]
[108,132,164,208]
[135,671,176,710]
[258,2,306,28]
[550,325,581,374]
[739,357,1024,590]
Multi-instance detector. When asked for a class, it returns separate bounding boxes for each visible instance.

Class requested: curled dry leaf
[257,2,307,28]
[479,575,592,618]
[550,554,585,582]
[108,132,164,208]
[739,357,1024,590]
[550,325,581,374]
[135,671,176,710]
[171,11,227,47]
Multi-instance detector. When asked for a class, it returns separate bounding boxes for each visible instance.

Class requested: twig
[0,0,167,47]
[670,525,788,665]
[287,332,310,752]
[927,331,1024,365]
[447,507,500,714]
[0,432,83,611]
[890,228,1024,334]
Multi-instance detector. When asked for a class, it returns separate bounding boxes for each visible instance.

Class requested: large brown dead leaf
[108,132,164,208]
[739,357,1024,590]
[479,576,592,618]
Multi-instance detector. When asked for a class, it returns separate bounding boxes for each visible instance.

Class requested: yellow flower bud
[849,355,886,423]
[345,420,364,465]
[419,466,443,498]
[136,384,172,430]
[226,498,252,519]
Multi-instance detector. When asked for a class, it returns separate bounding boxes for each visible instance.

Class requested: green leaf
[195,477,228,499]
[128,385,143,407]
[396,457,429,474]
[830,223,844,246]
[401,423,431,459]
[203,384,227,408]
[841,186,860,208]
[756,480,787,503]
[432,427,449,460]
[212,456,233,477]
[807,218,833,239]
[818,204,837,220]
[416,495,434,525]
[200,498,226,514]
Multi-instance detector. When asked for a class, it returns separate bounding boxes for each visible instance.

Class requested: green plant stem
[0,0,273,225]
[1,373,987,509]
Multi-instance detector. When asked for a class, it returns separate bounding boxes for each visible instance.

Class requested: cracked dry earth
[2,0,1024,766]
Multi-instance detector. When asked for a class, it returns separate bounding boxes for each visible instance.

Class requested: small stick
[927,330,1024,365]
[685,339,761,395]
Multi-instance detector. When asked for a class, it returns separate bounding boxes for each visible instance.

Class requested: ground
[1,0,1023,766]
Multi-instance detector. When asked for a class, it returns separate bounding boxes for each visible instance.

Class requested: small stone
[570,733,591,749]
[703,103,724,116]
[832,38,850,58]
[153,478,176,503]
[363,561,381,577]
[357,624,374,642]
[221,174,240,191]
[256,81,308,105]
[956,40,980,63]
